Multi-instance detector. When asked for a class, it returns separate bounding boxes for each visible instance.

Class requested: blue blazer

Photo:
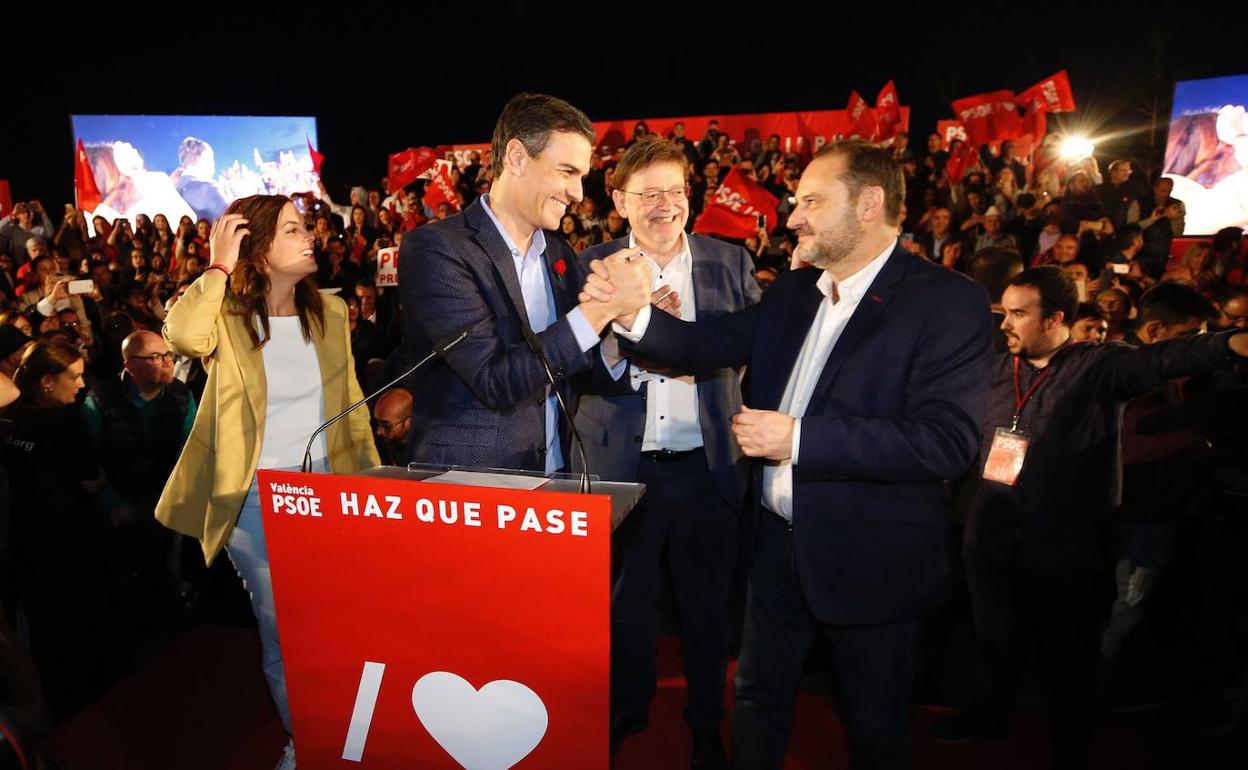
[572,235,762,508]
[624,244,995,625]
[399,198,593,471]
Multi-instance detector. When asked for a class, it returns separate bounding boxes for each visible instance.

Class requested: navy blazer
[625,244,995,625]
[572,235,761,507]
[399,198,594,471]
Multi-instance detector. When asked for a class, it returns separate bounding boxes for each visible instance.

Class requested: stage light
[1060,136,1096,160]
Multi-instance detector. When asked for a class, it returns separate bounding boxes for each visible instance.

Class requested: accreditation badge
[982,427,1030,486]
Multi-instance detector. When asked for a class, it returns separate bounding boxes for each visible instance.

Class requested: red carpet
[43,627,1161,769]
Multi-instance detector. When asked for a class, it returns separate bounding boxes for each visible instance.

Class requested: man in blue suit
[398,93,650,471]
[575,136,760,767]
[594,140,994,768]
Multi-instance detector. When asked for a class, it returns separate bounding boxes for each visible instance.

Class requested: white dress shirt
[625,232,703,452]
[762,240,896,520]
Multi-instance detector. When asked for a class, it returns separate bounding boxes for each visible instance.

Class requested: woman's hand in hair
[209,214,249,273]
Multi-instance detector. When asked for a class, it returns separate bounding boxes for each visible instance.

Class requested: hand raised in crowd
[209,214,249,274]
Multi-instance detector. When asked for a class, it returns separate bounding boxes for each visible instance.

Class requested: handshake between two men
[573,248,796,463]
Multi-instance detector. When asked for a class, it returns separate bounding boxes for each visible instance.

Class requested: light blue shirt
[481,195,599,473]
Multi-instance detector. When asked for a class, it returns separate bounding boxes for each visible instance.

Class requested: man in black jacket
[931,266,1248,769]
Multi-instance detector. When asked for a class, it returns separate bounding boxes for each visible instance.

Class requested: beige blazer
[155,271,380,563]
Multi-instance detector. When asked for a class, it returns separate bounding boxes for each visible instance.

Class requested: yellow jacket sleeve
[163,269,228,358]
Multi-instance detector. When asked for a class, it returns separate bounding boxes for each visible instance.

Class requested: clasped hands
[576,249,794,461]
[577,248,680,331]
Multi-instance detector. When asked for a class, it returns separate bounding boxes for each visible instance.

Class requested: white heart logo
[411,672,548,770]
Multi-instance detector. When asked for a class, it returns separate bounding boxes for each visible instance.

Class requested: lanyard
[1012,356,1054,431]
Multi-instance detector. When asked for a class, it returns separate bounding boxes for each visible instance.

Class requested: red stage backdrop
[260,470,612,769]
[435,109,910,170]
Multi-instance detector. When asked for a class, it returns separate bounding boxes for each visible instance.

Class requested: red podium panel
[259,470,611,769]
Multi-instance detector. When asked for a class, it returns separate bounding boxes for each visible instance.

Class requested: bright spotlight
[1060,136,1095,160]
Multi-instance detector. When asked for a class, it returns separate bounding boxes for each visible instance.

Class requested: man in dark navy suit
[574,136,760,767]
[398,93,650,472]
[590,140,995,768]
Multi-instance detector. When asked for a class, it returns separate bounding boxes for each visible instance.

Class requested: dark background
[3,11,1245,211]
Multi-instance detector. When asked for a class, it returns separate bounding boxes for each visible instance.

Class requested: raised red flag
[944,140,981,183]
[388,147,438,192]
[936,120,968,149]
[307,135,324,176]
[951,90,1021,145]
[847,90,879,141]
[1019,108,1048,155]
[693,166,780,240]
[421,159,462,213]
[73,139,102,213]
[1019,70,1076,114]
[875,81,901,141]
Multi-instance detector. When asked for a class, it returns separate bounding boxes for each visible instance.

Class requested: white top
[627,232,703,452]
[258,315,326,469]
[762,240,895,520]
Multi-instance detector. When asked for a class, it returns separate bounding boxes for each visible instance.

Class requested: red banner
[875,81,901,141]
[693,166,780,239]
[1018,70,1076,114]
[260,470,611,768]
[590,108,910,160]
[421,160,462,213]
[951,90,1021,146]
[847,90,880,141]
[388,147,438,192]
[436,144,492,170]
[74,139,102,213]
[0,180,10,219]
[936,120,968,149]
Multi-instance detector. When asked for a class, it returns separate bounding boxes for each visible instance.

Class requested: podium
[258,464,645,770]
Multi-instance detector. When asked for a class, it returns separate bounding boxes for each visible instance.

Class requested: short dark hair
[814,140,905,225]
[1009,266,1078,323]
[966,247,1024,303]
[489,93,596,178]
[1138,282,1214,326]
[610,136,690,192]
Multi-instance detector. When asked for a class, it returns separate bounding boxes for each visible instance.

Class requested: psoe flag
[693,166,780,240]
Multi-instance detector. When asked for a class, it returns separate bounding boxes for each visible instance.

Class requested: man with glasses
[83,330,197,619]
[576,135,760,767]
[372,388,412,465]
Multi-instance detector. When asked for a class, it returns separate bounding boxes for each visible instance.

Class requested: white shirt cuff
[612,304,652,342]
[790,418,802,465]
[36,296,56,317]
[566,306,601,353]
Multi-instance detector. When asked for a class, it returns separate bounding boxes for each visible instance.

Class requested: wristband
[207,263,232,278]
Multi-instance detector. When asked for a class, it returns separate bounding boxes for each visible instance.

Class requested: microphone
[522,326,592,494]
[300,324,475,473]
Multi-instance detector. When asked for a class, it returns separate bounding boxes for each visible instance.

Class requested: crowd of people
[0,107,1246,769]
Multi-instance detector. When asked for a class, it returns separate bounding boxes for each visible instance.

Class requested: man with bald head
[372,388,412,465]
[83,330,198,619]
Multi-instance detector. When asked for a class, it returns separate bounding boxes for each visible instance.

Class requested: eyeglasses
[128,351,176,364]
[372,418,410,431]
[619,186,690,206]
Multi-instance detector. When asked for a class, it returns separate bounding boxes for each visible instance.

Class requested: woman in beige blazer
[156,194,378,769]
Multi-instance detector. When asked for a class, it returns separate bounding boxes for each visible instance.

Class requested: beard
[795,207,865,271]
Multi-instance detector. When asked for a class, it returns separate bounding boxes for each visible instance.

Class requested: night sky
[4,11,1245,212]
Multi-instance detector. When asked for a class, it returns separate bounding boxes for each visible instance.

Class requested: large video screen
[1164,74,1248,234]
[71,114,320,227]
